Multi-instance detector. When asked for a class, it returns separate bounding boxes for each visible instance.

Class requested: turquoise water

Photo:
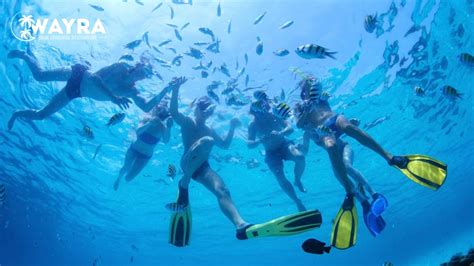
[0,0,473,265]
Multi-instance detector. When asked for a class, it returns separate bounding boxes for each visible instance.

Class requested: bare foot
[8,50,26,59]
[294,180,307,193]
[296,201,307,212]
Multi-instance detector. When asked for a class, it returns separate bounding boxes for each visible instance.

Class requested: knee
[323,138,337,151]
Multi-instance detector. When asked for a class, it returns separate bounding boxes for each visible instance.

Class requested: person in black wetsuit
[113,95,173,191]
[7,49,169,130]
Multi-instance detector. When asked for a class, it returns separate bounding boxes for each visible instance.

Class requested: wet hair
[196,96,214,112]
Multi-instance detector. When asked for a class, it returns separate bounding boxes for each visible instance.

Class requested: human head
[129,62,153,81]
[194,96,216,121]
[152,102,171,121]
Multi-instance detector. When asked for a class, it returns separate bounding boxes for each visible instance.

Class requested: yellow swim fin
[331,195,357,250]
[168,205,192,247]
[391,154,447,190]
[237,209,322,240]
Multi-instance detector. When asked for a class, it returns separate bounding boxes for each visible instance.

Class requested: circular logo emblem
[10,12,37,42]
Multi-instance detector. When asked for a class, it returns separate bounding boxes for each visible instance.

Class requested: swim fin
[331,195,357,249]
[390,154,447,190]
[236,209,322,240]
[168,205,192,247]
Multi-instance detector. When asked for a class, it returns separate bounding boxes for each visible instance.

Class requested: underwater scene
[0,0,473,265]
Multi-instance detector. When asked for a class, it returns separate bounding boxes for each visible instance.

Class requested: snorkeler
[247,95,307,212]
[294,75,447,249]
[7,49,165,130]
[165,77,323,247]
[113,85,175,191]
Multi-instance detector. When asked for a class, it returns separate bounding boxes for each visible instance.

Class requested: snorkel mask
[196,96,216,117]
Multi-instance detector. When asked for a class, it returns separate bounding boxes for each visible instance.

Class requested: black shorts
[65,64,89,99]
[191,161,210,180]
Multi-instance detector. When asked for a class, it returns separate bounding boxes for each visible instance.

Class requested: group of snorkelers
[7,50,447,251]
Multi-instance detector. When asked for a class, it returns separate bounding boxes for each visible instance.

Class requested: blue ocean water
[0,0,473,265]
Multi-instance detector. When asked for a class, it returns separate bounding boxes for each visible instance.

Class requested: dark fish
[414,86,425,96]
[301,238,331,255]
[245,75,249,87]
[142,31,151,47]
[107,113,126,126]
[151,2,163,12]
[168,47,177,54]
[459,52,474,66]
[130,256,134,263]
[442,85,462,99]
[174,29,182,41]
[135,0,144,5]
[185,47,204,59]
[227,19,231,34]
[171,55,183,66]
[218,63,230,77]
[152,46,163,54]
[93,144,102,160]
[165,202,187,212]
[198,27,215,41]
[236,67,245,79]
[364,14,377,33]
[119,54,134,61]
[169,5,174,19]
[244,53,248,65]
[295,44,336,59]
[125,39,142,50]
[181,22,190,30]
[131,244,139,252]
[256,37,263,55]
[172,0,192,4]
[166,23,178,28]
[207,88,220,103]
[194,41,210,46]
[155,71,164,81]
[201,71,209,78]
[279,20,294,29]
[167,164,177,179]
[254,12,266,25]
[272,102,291,119]
[206,39,220,53]
[83,126,94,139]
[158,39,172,47]
[89,4,104,11]
[217,2,221,17]
[273,49,289,56]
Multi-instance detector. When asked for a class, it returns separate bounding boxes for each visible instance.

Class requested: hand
[230,118,241,128]
[167,76,187,91]
[112,96,132,110]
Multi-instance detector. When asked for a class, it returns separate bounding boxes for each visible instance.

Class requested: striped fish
[364,14,377,33]
[459,52,474,66]
[295,44,337,60]
[253,90,268,101]
[441,85,462,99]
[83,126,94,139]
[414,86,425,96]
[165,202,188,213]
[0,183,6,206]
[273,102,292,119]
[167,164,177,179]
[107,113,125,126]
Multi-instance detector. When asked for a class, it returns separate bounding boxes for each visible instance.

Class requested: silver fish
[107,113,126,126]
[194,41,210,46]
[217,2,221,16]
[227,19,232,34]
[279,20,294,29]
[152,46,163,54]
[142,31,151,47]
[169,4,174,19]
[273,49,289,56]
[181,22,190,30]
[89,4,104,11]
[254,12,266,25]
[245,74,249,87]
[124,39,142,50]
[206,39,220,53]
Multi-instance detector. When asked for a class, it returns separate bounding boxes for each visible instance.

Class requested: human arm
[169,77,191,126]
[247,121,260,149]
[300,131,311,155]
[131,84,172,112]
[212,118,241,149]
